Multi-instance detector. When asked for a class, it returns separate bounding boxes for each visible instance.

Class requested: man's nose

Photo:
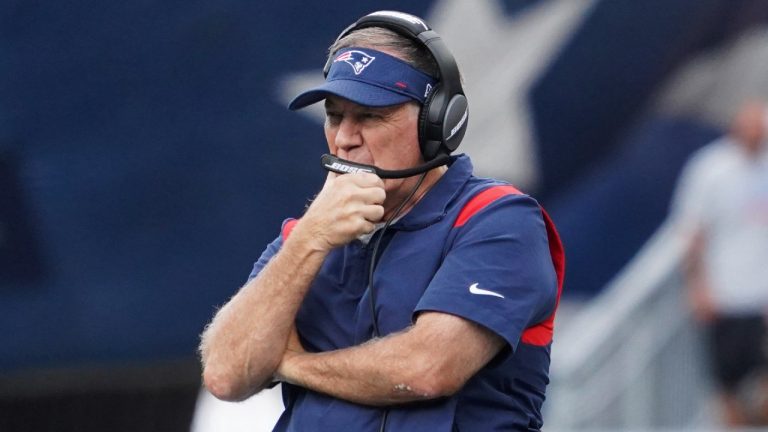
[334,117,363,150]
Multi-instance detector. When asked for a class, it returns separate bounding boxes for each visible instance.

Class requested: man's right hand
[295,172,386,251]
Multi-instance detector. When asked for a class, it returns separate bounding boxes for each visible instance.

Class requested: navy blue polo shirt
[248,155,564,431]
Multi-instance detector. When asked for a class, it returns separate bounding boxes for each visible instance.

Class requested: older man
[200,11,563,431]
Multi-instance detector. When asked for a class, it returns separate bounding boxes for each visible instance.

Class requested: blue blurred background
[3,0,768,430]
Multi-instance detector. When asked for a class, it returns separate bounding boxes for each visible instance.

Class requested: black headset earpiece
[329,10,469,161]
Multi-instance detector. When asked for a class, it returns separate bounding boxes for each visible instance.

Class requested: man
[672,101,768,426]
[200,11,564,431]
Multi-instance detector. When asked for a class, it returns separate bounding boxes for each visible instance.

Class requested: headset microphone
[321,153,450,179]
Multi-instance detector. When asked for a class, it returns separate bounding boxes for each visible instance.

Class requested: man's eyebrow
[323,101,398,117]
[378,105,399,115]
[368,105,399,118]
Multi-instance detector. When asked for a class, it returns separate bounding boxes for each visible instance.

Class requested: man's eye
[326,113,342,124]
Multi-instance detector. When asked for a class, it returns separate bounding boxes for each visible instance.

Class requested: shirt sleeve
[246,219,294,282]
[669,140,728,239]
[413,195,558,351]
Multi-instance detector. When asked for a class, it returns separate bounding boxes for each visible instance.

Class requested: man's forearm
[200,229,329,401]
[278,333,440,406]
[277,313,503,406]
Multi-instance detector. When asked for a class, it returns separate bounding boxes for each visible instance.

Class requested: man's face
[324,95,424,199]
[731,101,767,156]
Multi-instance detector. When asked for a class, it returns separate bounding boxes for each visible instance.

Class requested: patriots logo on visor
[333,50,376,75]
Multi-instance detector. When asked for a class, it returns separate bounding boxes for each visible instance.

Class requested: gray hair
[328,27,440,78]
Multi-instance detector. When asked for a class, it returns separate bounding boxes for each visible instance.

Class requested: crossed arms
[199,172,504,404]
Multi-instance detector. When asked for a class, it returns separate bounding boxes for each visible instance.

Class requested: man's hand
[297,172,385,251]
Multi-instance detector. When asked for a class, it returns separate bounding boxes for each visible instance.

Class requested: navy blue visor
[288,47,437,110]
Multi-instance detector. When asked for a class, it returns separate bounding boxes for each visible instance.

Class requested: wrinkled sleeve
[414,195,558,351]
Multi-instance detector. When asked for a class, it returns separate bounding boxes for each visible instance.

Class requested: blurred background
[3,0,768,430]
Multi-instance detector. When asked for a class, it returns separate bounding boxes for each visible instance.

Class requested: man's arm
[683,229,715,323]
[199,228,329,401]
[276,311,505,406]
[199,172,385,401]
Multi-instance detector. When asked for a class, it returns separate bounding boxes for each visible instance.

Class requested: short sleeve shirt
[249,155,562,431]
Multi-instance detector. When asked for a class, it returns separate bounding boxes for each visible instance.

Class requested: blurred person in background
[671,100,768,427]
[198,10,564,432]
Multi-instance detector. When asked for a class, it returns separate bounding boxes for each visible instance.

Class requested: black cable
[368,172,428,337]
[366,172,428,432]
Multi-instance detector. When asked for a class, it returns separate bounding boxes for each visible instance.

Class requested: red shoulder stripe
[281,219,298,242]
[521,209,565,346]
[453,184,565,346]
[454,185,522,227]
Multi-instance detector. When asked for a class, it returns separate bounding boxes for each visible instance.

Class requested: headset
[323,10,469,166]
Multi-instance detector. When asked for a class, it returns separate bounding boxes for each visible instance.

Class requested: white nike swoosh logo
[468,283,504,298]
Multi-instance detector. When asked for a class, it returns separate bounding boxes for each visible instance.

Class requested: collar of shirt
[390,154,473,231]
